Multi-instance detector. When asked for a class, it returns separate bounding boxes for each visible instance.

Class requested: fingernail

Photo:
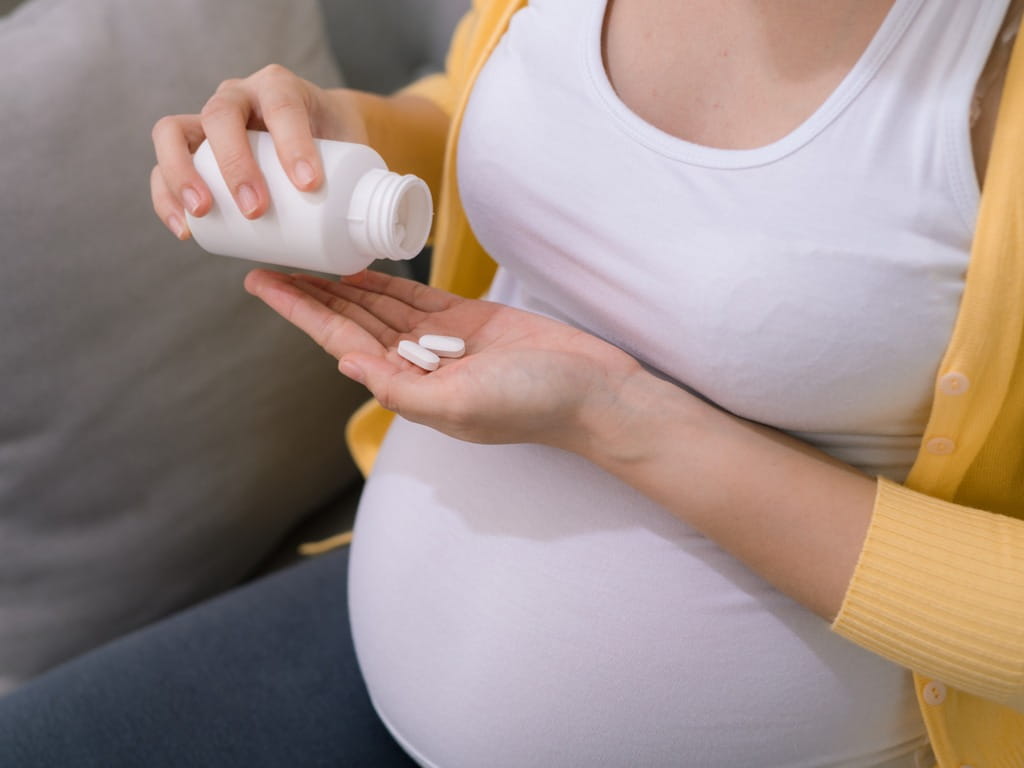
[237,183,259,216]
[339,359,365,383]
[294,160,316,187]
[342,269,367,284]
[168,214,187,239]
[181,186,201,215]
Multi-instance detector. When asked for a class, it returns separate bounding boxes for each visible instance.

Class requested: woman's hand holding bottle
[150,64,369,240]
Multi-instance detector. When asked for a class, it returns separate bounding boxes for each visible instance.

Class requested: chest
[456,0,979,448]
[600,0,896,149]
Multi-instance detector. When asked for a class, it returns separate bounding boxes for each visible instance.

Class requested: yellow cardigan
[345,1,1024,764]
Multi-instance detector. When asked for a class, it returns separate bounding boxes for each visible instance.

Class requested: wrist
[570,365,704,471]
[341,89,448,194]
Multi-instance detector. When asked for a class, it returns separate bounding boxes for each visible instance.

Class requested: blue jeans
[0,548,419,767]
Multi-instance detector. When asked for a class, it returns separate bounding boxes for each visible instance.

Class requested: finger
[289,275,401,346]
[294,274,427,332]
[339,270,455,313]
[200,81,268,218]
[339,351,433,416]
[254,66,322,191]
[151,166,190,240]
[343,269,369,285]
[342,348,472,434]
[151,114,211,217]
[244,269,385,359]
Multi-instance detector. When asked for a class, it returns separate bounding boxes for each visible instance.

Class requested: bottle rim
[348,169,433,261]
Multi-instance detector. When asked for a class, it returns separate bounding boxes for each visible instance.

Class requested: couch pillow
[319,0,469,95]
[0,0,360,692]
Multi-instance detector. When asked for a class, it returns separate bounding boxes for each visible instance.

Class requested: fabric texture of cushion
[319,0,469,95]
[0,0,362,692]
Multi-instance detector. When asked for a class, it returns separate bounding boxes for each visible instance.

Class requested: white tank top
[348,1,1010,766]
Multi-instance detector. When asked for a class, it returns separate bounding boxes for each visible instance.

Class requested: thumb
[339,353,419,413]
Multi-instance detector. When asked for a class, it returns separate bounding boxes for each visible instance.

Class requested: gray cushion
[319,0,469,94]
[0,0,363,692]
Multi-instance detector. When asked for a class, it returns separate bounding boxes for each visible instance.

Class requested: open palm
[244,269,643,448]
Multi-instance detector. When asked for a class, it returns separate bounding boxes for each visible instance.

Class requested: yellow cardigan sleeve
[398,0,509,116]
[834,479,1024,709]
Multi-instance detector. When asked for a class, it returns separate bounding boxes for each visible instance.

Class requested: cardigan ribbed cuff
[831,477,1024,705]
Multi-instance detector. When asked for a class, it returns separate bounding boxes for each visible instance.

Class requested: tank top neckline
[583,0,925,169]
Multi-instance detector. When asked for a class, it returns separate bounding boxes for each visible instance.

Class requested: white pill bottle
[186,130,433,275]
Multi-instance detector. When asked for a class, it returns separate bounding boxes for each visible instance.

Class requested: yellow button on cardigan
[344,1,1024,764]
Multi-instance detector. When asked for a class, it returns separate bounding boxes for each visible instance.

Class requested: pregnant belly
[348,418,926,768]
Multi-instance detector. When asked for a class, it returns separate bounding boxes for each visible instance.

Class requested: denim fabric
[0,549,418,768]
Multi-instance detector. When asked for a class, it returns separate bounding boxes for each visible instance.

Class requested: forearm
[339,89,449,201]
[573,369,877,621]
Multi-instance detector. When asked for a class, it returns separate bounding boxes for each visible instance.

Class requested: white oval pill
[418,334,465,358]
[398,339,440,371]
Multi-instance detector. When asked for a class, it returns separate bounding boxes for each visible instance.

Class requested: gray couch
[0,0,466,694]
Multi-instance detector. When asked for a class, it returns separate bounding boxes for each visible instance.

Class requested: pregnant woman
[3,1,1024,766]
